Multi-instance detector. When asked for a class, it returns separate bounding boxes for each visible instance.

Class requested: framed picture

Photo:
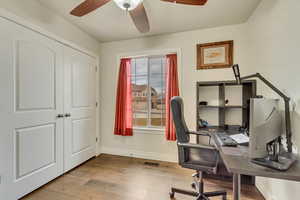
[197,40,233,70]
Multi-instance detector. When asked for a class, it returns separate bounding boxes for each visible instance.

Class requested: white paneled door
[0,17,97,200]
[0,18,64,200]
[63,47,97,172]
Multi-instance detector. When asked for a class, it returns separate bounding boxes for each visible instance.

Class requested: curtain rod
[119,52,177,59]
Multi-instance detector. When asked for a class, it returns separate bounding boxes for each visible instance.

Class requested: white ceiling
[38,0,261,42]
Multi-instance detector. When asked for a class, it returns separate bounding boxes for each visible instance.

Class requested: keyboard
[215,132,238,147]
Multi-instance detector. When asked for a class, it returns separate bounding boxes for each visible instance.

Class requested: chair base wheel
[169,192,175,198]
[191,183,196,189]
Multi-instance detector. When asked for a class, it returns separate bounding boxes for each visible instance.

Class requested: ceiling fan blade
[70,0,111,17]
[129,3,150,33]
[161,0,207,6]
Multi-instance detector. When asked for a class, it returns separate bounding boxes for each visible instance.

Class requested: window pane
[150,76,163,95]
[150,91,166,127]
[133,99,148,112]
[150,73,166,127]
[135,75,148,85]
[162,57,167,75]
[135,57,148,76]
[159,91,166,111]
[161,112,166,126]
[149,57,163,75]
[132,76,148,112]
[160,92,166,127]
[131,59,136,74]
[150,112,162,127]
[133,112,148,127]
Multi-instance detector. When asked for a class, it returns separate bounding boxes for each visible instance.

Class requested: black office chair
[169,96,227,200]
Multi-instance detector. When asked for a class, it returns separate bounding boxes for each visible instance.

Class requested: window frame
[131,55,166,131]
[117,49,181,134]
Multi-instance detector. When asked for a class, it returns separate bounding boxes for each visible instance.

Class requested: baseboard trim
[256,180,274,200]
[100,146,178,163]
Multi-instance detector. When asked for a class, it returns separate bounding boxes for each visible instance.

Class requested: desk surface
[211,132,300,182]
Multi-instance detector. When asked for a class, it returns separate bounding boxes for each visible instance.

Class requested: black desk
[211,132,300,200]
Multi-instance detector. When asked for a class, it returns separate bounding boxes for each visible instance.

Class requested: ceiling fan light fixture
[113,0,143,11]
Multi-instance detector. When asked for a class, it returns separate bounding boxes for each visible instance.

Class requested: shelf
[197,80,256,134]
[198,125,242,133]
[225,105,246,109]
[196,80,256,184]
[197,80,256,87]
[198,126,222,131]
[198,105,247,109]
[198,105,220,108]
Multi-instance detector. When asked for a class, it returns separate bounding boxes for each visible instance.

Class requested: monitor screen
[249,98,282,158]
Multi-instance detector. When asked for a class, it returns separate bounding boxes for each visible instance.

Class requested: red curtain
[114,58,133,136]
[165,54,180,141]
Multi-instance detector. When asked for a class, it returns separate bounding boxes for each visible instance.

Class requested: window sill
[133,127,165,135]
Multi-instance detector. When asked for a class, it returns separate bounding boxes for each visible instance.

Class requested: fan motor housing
[123,2,131,9]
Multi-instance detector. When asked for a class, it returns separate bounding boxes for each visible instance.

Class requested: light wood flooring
[21,154,264,200]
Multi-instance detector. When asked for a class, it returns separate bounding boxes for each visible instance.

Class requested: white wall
[246,0,300,199]
[100,1,300,198]
[99,24,252,162]
[0,0,100,53]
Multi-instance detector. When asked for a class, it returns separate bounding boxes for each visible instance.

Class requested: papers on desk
[230,134,249,144]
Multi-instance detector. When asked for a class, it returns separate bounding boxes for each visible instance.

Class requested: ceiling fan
[70,0,208,33]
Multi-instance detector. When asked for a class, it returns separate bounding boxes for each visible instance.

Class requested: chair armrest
[178,142,216,150]
[188,131,212,145]
[188,131,211,138]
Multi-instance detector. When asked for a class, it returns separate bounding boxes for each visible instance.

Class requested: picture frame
[197,40,233,70]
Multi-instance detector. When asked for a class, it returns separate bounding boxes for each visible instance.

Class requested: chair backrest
[170,96,190,143]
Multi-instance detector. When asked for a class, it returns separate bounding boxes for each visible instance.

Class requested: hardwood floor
[21,154,264,200]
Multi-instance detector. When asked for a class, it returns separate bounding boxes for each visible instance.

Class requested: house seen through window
[131,56,166,129]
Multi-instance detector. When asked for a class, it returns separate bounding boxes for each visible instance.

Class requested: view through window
[131,56,166,129]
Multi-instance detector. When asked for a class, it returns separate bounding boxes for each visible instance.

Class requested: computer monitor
[249,98,283,158]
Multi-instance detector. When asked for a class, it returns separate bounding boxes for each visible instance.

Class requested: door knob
[64,113,71,118]
[56,114,64,118]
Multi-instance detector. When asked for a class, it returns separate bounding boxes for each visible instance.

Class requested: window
[131,56,166,129]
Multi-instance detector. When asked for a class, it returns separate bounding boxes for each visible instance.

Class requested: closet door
[0,18,64,199]
[63,47,97,172]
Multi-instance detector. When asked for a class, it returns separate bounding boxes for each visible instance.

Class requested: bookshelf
[196,80,257,184]
[196,80,256,131]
